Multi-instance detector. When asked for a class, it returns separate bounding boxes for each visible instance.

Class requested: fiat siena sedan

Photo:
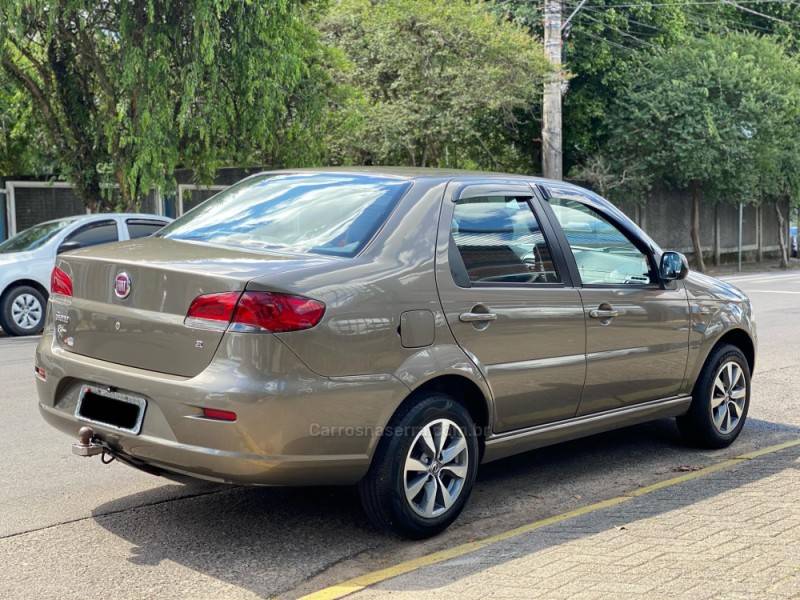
[36,169,755,538]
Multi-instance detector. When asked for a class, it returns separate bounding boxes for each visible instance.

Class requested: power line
[722,0,800,25]
[683,6,778,33]
[576,0,796,8]
[582,5,668,31]
[562,0,589,31]
[577,10,662,45]
[568,26,640,51]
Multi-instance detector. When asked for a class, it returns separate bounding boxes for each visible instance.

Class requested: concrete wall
[2,174,792,268]
[613,189,790,265]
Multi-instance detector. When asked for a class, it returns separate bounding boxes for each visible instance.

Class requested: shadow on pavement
[91,417,800,598]
[373,440,800,594]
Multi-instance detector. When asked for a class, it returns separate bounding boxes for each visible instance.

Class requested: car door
[539,187,690,415]
[435,181,586,433]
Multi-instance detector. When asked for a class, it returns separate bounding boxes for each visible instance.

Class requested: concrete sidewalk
[350,444,800,600]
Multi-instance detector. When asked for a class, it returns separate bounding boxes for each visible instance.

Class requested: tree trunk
[775,200,789,269]
[690,183,706,272]
[115,168,136,213]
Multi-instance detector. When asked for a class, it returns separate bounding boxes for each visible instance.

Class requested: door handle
[459,311,498,323]
[589,306,620,319]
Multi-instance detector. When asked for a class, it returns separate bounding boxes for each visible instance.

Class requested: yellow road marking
[736,438,800,459]
[299,438,800,600]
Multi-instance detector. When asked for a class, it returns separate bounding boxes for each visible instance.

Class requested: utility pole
[542,0,586,180]
[542,0,562,180]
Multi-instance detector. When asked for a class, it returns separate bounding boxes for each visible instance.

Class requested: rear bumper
[35,331,409,485]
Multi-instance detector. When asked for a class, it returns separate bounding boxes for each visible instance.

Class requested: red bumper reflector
[202,407,237,422]
[34,366,46,381]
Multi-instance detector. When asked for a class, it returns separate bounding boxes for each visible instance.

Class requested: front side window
[64,220,119,248]
[158,173,411,257]
[451,196,560,284]
[548,198,652,285]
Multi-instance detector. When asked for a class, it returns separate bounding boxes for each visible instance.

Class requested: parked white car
[0,213,171,336]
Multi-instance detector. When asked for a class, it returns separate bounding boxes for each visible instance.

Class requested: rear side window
[126,219,167,239]
[64,220,119,248]
[159,173,411,257]
[450,196,560,285]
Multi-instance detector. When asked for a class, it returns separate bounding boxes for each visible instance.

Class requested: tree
[491,0,690,174]
[0,1,337,211]
[491,1,800,176]
[0,69,53,175]
[319,0,551,171]
[587,33,800,271]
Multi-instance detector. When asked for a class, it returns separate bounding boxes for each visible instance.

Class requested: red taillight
[202,407,237,422]
[231,292,325,333]
[51,266,73,296]
[185,291,325,333]
[185,291,241,330]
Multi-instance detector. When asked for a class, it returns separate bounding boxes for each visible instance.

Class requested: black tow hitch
[71,426,166,475]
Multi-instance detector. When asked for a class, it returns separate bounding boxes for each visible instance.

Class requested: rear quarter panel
[248,180,450,377]
[246,178,494,429]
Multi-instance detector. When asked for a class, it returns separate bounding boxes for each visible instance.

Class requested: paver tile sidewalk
[353,445,800,599]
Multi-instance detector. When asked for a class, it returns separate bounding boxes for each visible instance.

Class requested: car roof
[249,166,582,188]
[245,167,622,220]
[34,213,170,227]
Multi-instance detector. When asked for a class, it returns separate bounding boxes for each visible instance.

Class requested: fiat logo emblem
[114,272,132,299]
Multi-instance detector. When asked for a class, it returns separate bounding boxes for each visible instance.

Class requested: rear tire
[677,344,750,449]
[0,285,46,337]
[359,392,479,539]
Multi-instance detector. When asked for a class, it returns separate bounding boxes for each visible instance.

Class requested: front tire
[0,285,46,336]
[677,344,750,449]
[359,392,479,539]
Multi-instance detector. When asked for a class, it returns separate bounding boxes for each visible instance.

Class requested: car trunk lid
[51,238,327,377]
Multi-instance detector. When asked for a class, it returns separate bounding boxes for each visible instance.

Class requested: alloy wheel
[403,418,469,518]
[711,360,747,435]
[11,293,43,330]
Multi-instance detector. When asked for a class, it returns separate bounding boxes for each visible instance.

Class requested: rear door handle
[459,312,498,323]
[589,306,620,319]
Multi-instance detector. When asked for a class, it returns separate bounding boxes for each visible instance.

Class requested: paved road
[1,271,799,599]
[348,442,800,600]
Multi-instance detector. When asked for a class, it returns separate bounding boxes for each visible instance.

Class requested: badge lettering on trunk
[114,272,132,299]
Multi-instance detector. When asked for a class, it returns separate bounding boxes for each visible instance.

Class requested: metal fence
[2,180,163,239]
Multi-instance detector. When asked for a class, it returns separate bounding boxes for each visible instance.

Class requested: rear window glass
[127,219,167,239]
[159,173,411,257]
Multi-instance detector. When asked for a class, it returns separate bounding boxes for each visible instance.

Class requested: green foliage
[320,0,551,170]
[602,33,800,205]
[493,0,800,176]
[0,69,54,175]
[0,1,337,210]
[492,0,691,172]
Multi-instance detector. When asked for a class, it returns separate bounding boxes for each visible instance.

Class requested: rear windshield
[159,173,411,257]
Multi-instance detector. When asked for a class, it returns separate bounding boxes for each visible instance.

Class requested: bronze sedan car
[36,169,756,538]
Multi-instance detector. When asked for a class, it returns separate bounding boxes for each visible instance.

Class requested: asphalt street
[1,270,799,599]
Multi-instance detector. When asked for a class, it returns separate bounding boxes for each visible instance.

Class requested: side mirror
[57,240,82,254]
[660,251,689,281]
